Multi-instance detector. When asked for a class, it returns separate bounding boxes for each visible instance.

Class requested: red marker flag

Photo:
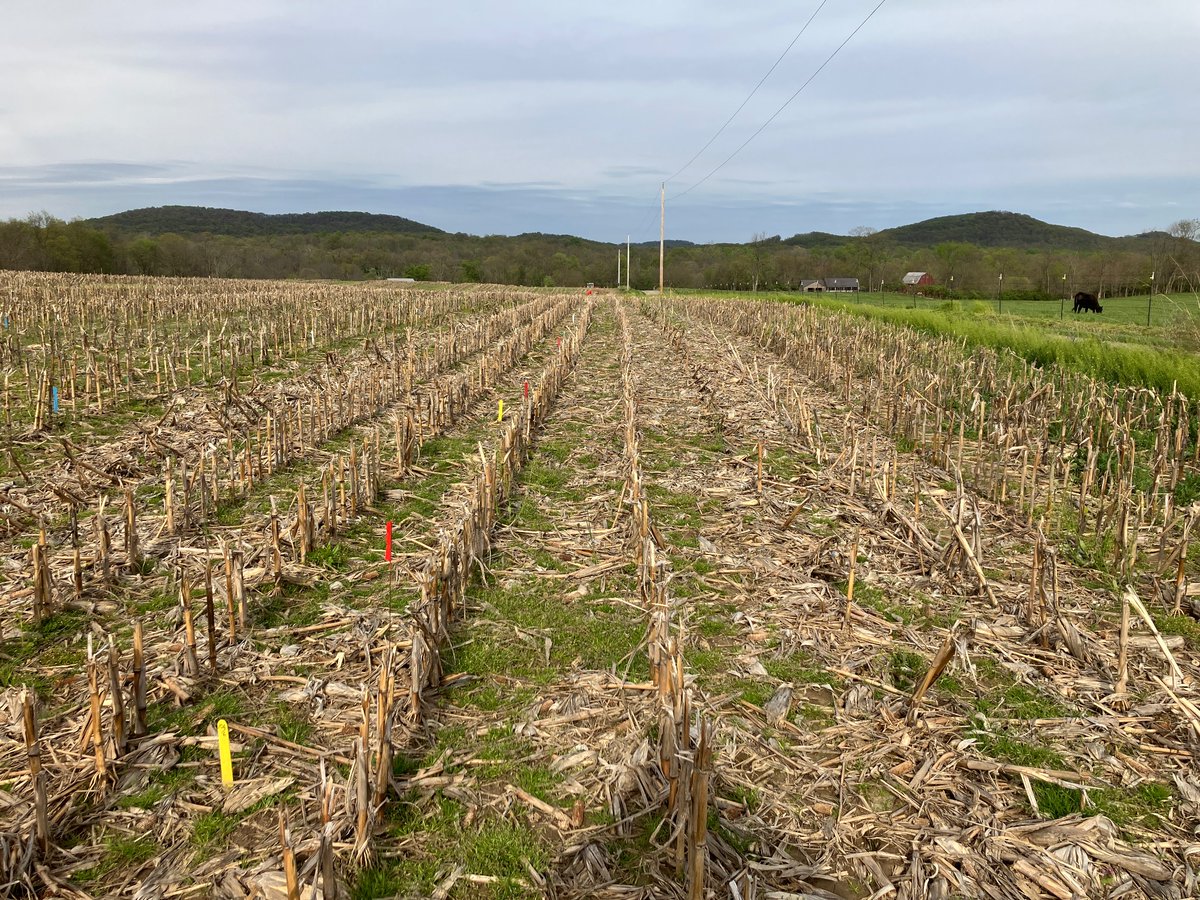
[385,521,393,561]
[523,380,529,398]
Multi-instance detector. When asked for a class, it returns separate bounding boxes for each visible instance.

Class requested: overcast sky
[1,1,1196,242]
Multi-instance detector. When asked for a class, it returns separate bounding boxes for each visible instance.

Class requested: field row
[0,292,573,614]
[1,285,1197,899]
[0,271,554,449]
[345,297,1197,897]
[0,291,591,894]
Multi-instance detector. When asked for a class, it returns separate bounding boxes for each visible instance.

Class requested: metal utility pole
[626,235,631,290]
[659,182,665,294]
[617,248,621,288]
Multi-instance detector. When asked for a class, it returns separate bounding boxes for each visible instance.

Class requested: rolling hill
[781,231,857,250]
[7,203,1193,287]
[868,211,1168,252]
[83,206,1177,254]
[86,206,443,237]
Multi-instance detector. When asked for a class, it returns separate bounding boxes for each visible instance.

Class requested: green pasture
[835,291,1200,346]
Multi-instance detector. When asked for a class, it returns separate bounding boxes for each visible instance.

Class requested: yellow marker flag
[217,718,234,788]
[497,399,503,422]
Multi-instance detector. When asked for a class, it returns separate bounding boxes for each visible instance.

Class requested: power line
[629,191,662,242]
[669,0,892,202]
[664,0,831,184]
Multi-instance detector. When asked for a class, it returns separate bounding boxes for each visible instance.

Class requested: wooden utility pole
[659,183,665,293]
[617,249,621,288]
[626,235,631,290]
[1148,270,1154,327]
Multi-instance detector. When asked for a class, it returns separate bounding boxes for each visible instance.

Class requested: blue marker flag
[51,386,59,414]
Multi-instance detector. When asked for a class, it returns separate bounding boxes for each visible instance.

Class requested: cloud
[0,1,1196,240]
[0,162,187,187]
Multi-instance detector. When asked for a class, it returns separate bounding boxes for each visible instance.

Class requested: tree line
[1,212,1196,297]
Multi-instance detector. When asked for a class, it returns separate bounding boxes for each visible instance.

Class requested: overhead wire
[664,0,831,185]
[668,0,892,202]
[628,190,662,243]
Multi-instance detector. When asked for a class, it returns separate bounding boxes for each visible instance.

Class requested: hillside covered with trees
[874,211,1168,252]
[0,207,1195,296]
[87,206,443,238]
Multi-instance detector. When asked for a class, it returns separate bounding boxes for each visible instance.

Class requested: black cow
[1073,291,1103,313]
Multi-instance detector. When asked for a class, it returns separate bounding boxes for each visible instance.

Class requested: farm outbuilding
[800,279,825,292]
[902,272,934,287]
[823,277,859,292]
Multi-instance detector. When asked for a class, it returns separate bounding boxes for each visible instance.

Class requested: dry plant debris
[0,273,1197,900]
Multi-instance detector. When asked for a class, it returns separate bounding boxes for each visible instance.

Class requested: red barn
[902,272,934,289]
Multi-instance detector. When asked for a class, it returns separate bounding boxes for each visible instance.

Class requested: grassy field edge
[764,292,1200,398]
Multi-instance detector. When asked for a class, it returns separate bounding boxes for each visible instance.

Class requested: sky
[1,0,1197,243]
